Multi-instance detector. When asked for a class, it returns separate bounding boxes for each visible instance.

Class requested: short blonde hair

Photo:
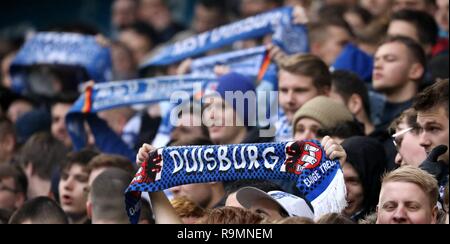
[382,166,439,208]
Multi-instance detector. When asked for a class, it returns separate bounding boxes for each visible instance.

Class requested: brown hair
[198,207,264,224]
[389,108,420,135]
[0,164,27,194]
[18,132,68,180]
[279,54,331,92]
[414,79,449,117]
[87,154,136,174]
[382,166,439,208]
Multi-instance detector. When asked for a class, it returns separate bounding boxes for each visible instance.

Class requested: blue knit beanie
[215,73,256,127]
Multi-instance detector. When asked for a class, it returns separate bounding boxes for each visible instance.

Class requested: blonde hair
[279,54,331,92]
[170,197,206,219]
[382,166,439,208]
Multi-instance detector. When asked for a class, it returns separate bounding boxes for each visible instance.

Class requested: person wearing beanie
[203,72,270,145]
[292,96,354,141]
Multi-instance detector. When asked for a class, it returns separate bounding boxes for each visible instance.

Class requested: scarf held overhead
[125,140,347,224]
[66,75,217,160]
[144,6,308,66]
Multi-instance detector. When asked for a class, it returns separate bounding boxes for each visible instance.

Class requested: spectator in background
[111,41,138,80]
[6,97,34,124]
[0,165,27,211]
[224,180,283,208]
[360,0,393,18]
[341,137,388,222]
[344,5,374,32]
[316,213,355,224]
[203,73,270,145]
[59,149,99,224]
[393,0,437,15]
[87,154,135,186]
[276,54,331,142]
[235,187,315,221]
[435,0,449,36]
[18,132,68,199]
[308,19,354,66]
[414,79,448,190]
[329,70,375,136]
[376,166,439,224]
[87,168,134,224]
[98,107,140,150]
[138,0,185,43]
[170,197,206,224]
[192,0,228,34]
[119,22,159,65]
[51,95,77,149]
[0,116,16,164]
[388,9,439,57]
[9,197,69,224]
[292,96,354,142]
[198,207,264,224]
[239,0,283,17]
[389,109,427,167]
[372,36,427,131]
[112,0,138,32]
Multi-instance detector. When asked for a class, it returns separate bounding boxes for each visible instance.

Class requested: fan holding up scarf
[125,136,347,224]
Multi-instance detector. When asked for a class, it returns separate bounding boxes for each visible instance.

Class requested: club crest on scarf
[281,141,322,175]
[132,149,164,184]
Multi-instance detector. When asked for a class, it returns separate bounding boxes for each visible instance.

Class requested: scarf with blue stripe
[66,75,217,161]
[125,140,347,224]
[143,6,308,67]
[9,32,112,94]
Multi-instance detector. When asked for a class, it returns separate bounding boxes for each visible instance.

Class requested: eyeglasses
[392,127,413,149]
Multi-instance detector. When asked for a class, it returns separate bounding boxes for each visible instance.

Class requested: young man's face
[193,5,222,33]
[417,106,449,164]
[388,20,420,44]
[293,117,322,141]
[394,120,428,167]
[377,181,437,224]
[373,42,417,93]
[171,112,205,143]
[52,103,73,148]
[279,70,321,123]
[360,0,393,17]
[203,97,246,145]
[314,26,352,66]
[393,0,430,12]
[0,177,23,211]
[342,163,365,217]
[59,164,89,216]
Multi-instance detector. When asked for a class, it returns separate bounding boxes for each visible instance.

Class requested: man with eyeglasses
[390,108,427,168]
[0,164,27,211]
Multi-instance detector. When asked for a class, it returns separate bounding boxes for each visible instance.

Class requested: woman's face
[342,163,364,217]
[294,118,322,141]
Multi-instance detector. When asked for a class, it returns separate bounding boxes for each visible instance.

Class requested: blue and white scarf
[10,32,112,94]
[66,75,217,160]
[143,7,308,67]
[125,140,347,224]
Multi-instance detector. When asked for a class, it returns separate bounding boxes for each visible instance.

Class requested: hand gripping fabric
[125,140,347,224]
